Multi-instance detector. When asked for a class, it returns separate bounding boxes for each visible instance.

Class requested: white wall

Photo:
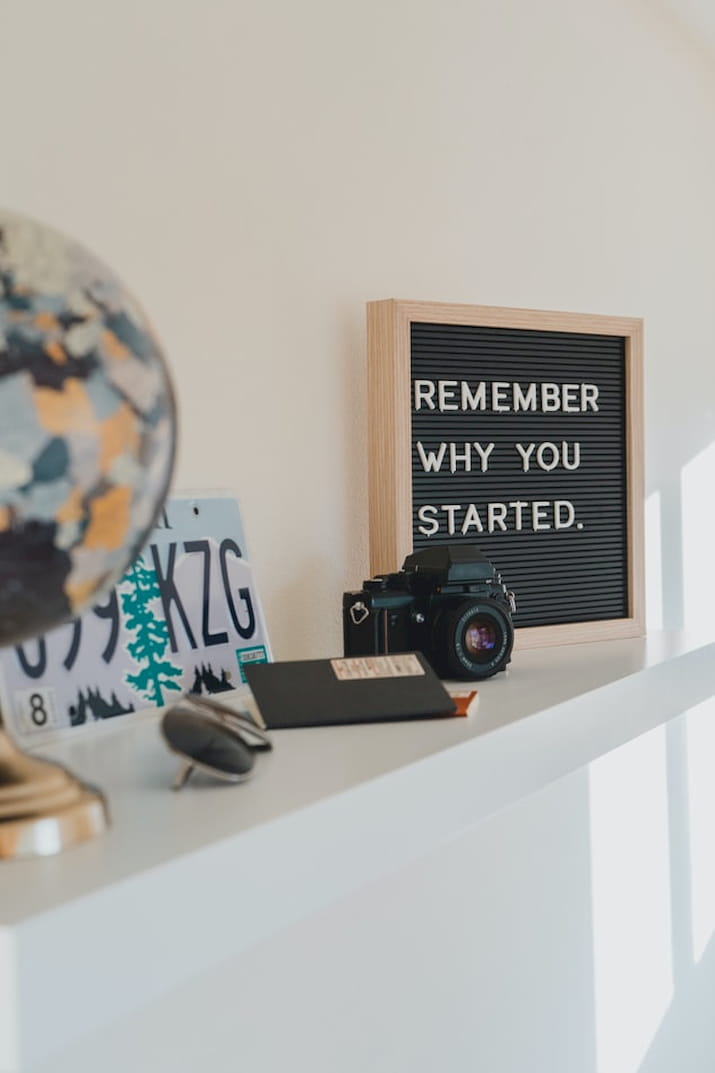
[1,0,713,659]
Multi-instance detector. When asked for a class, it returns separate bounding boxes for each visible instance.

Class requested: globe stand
[0,721,108,859]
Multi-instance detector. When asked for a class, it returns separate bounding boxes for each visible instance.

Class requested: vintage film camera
[343,544,516,680]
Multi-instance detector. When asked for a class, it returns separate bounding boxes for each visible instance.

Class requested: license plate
[0,493,272,742]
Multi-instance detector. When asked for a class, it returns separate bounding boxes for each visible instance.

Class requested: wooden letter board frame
[367,299,644,649]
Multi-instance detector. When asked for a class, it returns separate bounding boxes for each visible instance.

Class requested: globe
[0,209,176,646]
[0,209,177,858]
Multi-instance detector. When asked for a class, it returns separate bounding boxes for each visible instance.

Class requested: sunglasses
[161,693,272,790]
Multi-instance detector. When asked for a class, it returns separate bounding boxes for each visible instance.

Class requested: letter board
[367,300,644,648]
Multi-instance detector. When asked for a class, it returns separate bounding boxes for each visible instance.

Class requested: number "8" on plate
[16,687,57,733]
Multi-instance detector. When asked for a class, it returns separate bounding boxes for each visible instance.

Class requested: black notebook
[244,652,456,729]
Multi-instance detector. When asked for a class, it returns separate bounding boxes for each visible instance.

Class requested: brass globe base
[0,727,108,860]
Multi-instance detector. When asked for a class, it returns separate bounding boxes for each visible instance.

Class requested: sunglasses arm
[172,759,195,792]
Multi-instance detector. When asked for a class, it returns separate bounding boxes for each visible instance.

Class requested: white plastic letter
[487,503,508,532]
[536,442,559,472]
[473,442,495,472]
[562,384,580,412]
[532,501,552,530]
[417,506,439,536]
[416,441,447,473]
[449,443,472,473]
[461,381,487,410]
[541,384,562,412]
[491,382,510,412]
[442,505,461,535]
[515,443,535,472]
[554,500,575,529]
[509,501,528,531]
[438,381,459,411]
[562,441,581,470]
[581,384,599,412]
[461,503,484,534]
[414,380,435,411]
[513,383,537,411]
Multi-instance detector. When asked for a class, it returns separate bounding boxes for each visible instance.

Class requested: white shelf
[1,631,714,1072]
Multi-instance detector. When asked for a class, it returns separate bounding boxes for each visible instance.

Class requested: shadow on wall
[340,301,370,591]
[643,0,715,67]
[585,429,715,1068]
[646,440,715,635]
[588,695,715,1073]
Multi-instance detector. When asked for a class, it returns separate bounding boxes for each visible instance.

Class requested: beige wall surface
[1,0,713,659]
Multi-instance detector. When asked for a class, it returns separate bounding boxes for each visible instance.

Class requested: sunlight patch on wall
[589,725,673,1073]
[681,441,715,634]
[685,697,715,961]
[645,490,663,629]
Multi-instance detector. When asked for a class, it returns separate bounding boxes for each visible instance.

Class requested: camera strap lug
[349,601,370,626]
[506,591,517,614]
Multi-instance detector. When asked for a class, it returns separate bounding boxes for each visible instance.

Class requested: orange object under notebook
[448,690,480,717]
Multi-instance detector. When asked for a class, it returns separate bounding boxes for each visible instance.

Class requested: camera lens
[462,615,498,661]
[437,599,514,680]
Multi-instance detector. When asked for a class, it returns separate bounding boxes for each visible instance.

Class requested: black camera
[343,544,516,680]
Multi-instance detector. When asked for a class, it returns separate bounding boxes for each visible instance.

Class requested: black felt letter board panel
[410,322,627,629]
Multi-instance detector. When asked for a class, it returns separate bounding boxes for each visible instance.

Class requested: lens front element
[462,615,499,662]
[441,599,514,679]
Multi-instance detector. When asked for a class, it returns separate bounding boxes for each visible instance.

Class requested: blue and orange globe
[0,210,176,646]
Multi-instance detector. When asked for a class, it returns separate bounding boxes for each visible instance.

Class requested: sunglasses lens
[162,707,255,778]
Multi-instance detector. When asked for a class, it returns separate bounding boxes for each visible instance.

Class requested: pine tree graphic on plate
[121,556,183,706]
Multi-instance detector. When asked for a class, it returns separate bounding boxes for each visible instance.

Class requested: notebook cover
[244,652,457,729]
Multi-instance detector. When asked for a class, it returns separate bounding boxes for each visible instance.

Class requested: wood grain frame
[367,299,645,649]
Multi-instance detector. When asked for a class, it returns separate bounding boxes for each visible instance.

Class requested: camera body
[343,544,516,680]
